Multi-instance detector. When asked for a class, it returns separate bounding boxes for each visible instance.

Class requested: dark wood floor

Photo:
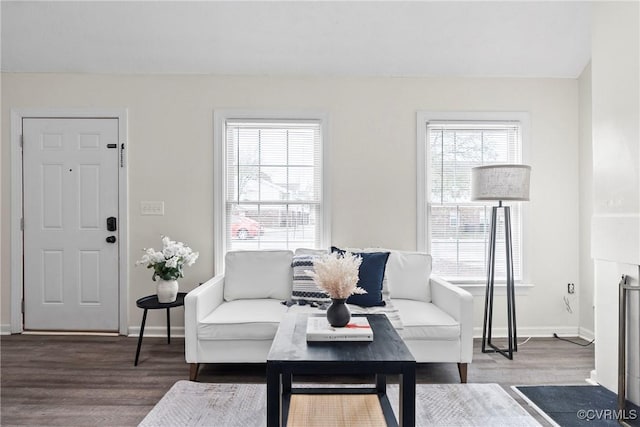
[0,334,594,426]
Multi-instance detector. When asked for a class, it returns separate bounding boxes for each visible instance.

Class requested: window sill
[454,283,534,296]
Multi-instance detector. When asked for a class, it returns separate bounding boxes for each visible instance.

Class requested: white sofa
[185,249,473,382]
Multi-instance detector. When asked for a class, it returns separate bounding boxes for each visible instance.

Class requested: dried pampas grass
[305,252,366,299]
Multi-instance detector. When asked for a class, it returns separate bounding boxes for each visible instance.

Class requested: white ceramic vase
[156,279,179,303]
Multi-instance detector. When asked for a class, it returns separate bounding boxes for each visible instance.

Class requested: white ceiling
[1,1,592,78]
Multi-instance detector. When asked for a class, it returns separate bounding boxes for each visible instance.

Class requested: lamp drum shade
[471,164,531,201]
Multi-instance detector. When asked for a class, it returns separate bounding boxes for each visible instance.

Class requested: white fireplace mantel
[590,1,640,406]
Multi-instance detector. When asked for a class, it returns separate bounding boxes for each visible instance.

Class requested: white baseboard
[21,330,118,336]
[128,325,185,338]
[1,324,185,337]
[473,325,580,339]
[578,327,595,341]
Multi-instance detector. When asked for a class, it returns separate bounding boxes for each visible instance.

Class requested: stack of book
[306,315,373,342]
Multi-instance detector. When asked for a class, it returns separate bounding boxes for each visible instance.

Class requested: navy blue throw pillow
[331,246,390,307]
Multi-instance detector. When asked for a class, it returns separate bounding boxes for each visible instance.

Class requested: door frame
[11,108,129,335]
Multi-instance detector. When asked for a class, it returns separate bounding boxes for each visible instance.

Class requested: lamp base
[483,346,517,359]
[482,283,518,360]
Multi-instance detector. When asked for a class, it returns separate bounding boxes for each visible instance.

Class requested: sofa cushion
[198,299,288,341]
[385,251,432,302]
[224,250,293,301]
[291,254,330,304]
[331,247,389,307]
[392,299,460,340]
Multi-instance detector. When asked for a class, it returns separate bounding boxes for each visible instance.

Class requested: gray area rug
[140,380,540,427]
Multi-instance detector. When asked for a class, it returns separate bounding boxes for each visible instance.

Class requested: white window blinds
[427,121,523,282]
[224,119,323,251]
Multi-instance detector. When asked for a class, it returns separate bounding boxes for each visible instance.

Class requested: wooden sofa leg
[189,363,200,381]
[457,363,468,383]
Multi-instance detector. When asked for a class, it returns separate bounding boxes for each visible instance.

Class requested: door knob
[106,236,117,243]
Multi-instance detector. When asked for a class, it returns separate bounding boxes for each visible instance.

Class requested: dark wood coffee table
[266,313,415,427]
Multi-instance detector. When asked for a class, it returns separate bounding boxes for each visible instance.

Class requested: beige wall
[1,73,580,335]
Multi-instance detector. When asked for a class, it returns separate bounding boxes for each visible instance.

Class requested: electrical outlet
[567,283,575,294]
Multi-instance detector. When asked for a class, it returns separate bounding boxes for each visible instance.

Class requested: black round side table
[134,292,187,366]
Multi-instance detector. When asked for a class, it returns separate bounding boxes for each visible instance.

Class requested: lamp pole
[481,201,517,359]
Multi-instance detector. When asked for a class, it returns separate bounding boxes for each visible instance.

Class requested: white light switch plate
[141,201,164,216]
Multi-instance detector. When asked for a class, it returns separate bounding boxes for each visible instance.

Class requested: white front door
[23,118,120,331]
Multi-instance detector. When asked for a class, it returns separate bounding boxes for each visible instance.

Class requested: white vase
[156,279,179,303]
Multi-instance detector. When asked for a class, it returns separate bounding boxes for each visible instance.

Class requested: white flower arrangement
[136,236,199,281]
[305,252,366,300]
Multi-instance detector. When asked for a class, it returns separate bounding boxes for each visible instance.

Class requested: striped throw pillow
[291,255,330,304]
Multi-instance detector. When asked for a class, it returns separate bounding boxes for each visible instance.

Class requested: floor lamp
[471,164,531,360]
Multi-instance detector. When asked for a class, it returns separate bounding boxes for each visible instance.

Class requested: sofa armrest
[184,275,225,363]
[430,276,474,363]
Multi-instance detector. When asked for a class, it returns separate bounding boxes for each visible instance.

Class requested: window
[214,112,329,273]
[417,113,527,283]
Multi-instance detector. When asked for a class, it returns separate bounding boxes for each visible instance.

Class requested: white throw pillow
[224,250,293,301]
[384,251,432,302]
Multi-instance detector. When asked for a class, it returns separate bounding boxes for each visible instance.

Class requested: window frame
[416,111,531,285]
[214,110,330,275]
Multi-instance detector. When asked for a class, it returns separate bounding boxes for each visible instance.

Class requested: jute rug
[140,380,540,427]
